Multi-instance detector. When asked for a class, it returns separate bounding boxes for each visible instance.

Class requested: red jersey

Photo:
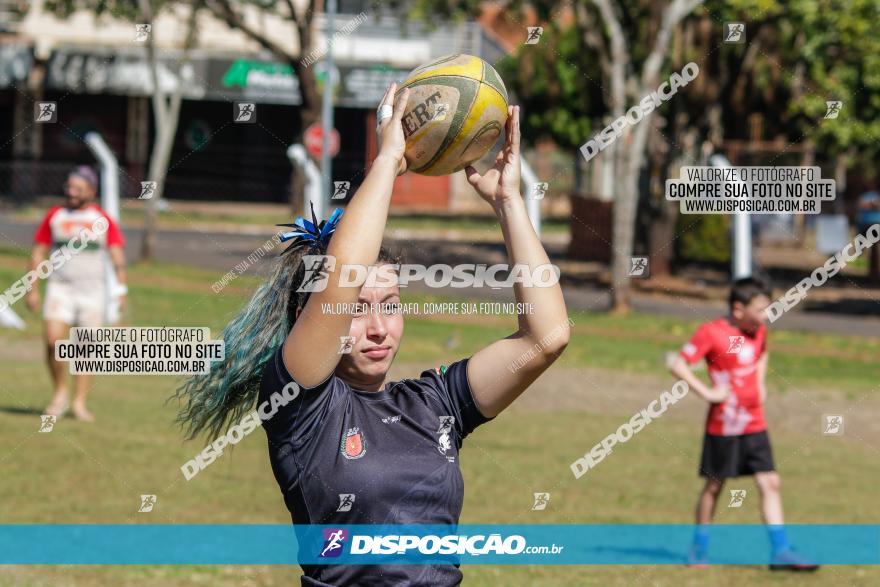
[680,317,767,436]
[33,204,124,282]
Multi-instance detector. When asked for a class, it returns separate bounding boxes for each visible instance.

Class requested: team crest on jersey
[341,427,366,460]
[437,416,455,462]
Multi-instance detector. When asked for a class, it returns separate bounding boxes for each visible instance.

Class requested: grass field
[0,247,878,586]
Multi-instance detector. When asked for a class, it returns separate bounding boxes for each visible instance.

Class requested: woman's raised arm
[463,105,571,417]
[283,84,410,387]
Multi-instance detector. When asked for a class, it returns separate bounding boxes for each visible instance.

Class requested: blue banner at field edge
[0,524,876,565]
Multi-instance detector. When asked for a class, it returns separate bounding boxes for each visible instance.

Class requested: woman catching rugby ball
[175,83,570,586]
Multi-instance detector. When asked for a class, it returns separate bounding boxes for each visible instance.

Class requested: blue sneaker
[769,549,820,571]
[686,546,709,568]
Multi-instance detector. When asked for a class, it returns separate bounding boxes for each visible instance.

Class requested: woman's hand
[465,105,521,207]
[375,82,410,176]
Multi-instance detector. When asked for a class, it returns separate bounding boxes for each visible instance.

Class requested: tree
[428,0,880,308]
[42,0,203,261]
[203,0,322,210]
[45,0,325,226]
[581,0,704,313]
[138,0,203,261]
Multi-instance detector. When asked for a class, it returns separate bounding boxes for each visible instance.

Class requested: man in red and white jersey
[25,166,127,422]
[670,277,818,572]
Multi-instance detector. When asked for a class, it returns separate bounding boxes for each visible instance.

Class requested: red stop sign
[304,123,340,159]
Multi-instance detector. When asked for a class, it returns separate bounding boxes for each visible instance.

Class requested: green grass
[2,247,874,396]
[0,251,877,586]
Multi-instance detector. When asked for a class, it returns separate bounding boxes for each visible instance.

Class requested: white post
[519,157,541,239]
[84,132,121,324]
[320,0,338,214]
[288,144,324,221]
[710,154,751,279]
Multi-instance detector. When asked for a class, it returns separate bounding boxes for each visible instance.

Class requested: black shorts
[699,430,776,480]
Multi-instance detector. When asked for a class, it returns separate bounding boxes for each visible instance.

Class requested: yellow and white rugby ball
[396,54,509,176]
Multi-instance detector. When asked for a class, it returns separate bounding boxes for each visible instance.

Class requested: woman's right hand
[375,82,410,175]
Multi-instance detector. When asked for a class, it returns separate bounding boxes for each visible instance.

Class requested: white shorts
[43,279,107,327]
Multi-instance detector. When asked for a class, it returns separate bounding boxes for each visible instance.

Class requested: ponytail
[173,247,307,439]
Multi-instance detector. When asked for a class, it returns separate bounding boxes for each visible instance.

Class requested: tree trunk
[141,123,176,260]
[139,0,201,261]
[610,147,638,313]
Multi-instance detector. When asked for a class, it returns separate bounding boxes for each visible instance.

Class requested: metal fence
[0,151,368,208]
[0,161,140,207]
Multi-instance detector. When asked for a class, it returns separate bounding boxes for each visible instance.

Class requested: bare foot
[44,397,70,417]
[72,405,95,423]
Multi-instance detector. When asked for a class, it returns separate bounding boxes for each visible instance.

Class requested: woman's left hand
[465,105,521,206]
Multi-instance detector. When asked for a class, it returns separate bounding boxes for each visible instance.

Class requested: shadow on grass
[0,405,44,416]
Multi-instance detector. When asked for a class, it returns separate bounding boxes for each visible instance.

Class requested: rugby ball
[396,54,509,176]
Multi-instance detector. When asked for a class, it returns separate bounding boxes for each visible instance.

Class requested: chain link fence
[0,161,139,207]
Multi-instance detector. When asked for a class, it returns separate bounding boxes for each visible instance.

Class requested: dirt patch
[390,362,880,446]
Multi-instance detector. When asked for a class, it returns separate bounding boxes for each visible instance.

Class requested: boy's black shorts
[699,430,776,479]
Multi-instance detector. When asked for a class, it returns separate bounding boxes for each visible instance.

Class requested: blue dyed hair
[173,240,399,440]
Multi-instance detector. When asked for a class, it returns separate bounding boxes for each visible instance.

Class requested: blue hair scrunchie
[277,203,343,255]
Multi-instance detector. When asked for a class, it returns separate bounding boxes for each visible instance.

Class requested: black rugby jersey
[258,343,491,586]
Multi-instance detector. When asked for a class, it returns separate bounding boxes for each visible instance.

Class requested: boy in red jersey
[669,277,818,571]
[26,166,127,422]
